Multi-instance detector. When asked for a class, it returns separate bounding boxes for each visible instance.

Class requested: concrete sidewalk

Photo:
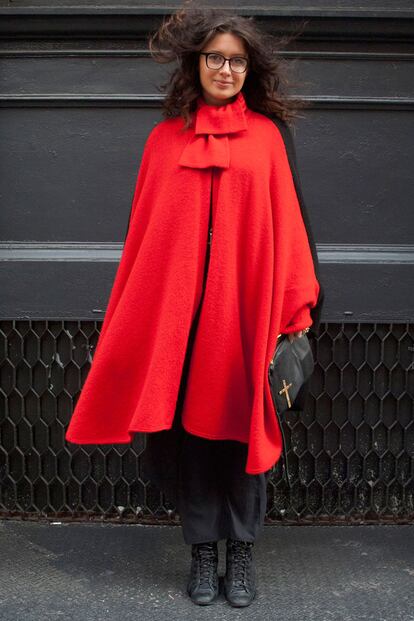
[0,520,413,621]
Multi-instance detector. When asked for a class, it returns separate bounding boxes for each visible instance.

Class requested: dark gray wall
[1,2,413,323]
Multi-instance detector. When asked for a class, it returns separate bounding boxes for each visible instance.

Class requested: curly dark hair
[148,1,311,130]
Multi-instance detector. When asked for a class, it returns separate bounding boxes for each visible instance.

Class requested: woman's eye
[210,54,222,62]
[233,57,245,66]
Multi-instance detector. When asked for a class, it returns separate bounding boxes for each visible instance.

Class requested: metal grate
[0,320,413,523]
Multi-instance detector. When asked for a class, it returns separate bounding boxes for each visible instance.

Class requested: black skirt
[177,427,271,545]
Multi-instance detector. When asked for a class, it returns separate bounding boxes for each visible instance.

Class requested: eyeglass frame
[199,52,249,74]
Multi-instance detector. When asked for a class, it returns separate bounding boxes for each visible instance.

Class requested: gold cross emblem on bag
[278,379,293,408]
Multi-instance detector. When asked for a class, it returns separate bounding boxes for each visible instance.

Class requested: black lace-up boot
[224,538,256,607]
[186,541,219,605]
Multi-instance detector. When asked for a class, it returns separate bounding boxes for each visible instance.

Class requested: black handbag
[268,329,315,484]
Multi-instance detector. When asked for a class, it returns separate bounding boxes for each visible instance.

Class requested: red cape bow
[178,91,248,169]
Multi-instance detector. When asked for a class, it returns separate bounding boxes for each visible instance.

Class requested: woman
[66,3,323,609]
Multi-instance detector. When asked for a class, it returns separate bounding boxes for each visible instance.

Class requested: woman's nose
[219,59,232,74]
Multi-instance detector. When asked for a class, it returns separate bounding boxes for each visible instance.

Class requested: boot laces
[195,543,217,587]
[228,540,253,590]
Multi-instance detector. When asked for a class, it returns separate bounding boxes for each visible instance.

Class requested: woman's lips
[214,80,232,87]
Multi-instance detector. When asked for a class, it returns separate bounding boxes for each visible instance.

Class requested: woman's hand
[287,327,310,343]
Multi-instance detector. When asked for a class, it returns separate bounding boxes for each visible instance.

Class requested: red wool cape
[65,90,322,475]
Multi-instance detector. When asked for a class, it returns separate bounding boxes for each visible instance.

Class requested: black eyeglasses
[200,52,248,74]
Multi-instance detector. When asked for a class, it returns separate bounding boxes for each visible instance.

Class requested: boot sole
[187,581,219,605]
[223,580,257,607]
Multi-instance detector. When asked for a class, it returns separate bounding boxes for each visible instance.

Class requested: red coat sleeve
[270,119,324,338]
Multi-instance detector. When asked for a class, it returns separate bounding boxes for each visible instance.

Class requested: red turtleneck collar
[178,90,248,169]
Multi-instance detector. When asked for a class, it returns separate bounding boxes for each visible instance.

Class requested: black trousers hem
[177,429,272,545]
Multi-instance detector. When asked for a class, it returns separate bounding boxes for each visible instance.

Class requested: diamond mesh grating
[0,320,413,524]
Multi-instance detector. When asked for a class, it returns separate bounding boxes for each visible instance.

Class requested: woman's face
[198,32,248,106]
